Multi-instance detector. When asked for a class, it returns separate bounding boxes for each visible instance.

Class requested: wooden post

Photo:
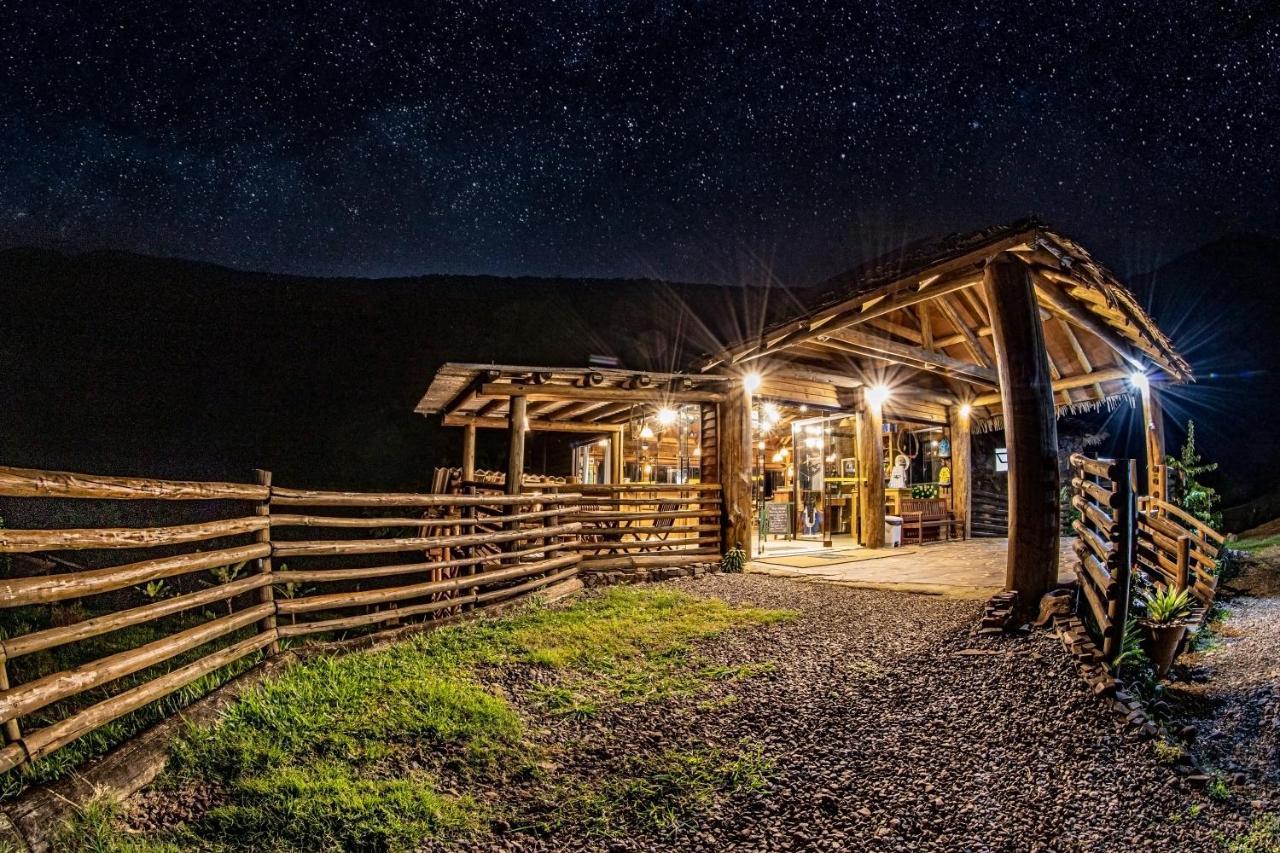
[461,422,477,484]
[984,256,1060,610]
[720,379,754,557]
[1103,459,1136,660]
[506,396,528,496]
[1175,534,1191,592]
[253,469,279,656]
[858,398,885,548]
[1140,383,1166,500]
[949,405,972,539]
[609,431,624,485]
[0,654,23,752]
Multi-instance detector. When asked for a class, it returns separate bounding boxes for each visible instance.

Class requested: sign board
[995,448,1008,473]
[763,502,793,537]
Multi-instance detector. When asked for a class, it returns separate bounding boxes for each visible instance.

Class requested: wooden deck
[748,537,1076,599]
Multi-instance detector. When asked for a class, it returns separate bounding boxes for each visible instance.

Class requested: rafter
[816,326,998,387]
[934,296,993,369]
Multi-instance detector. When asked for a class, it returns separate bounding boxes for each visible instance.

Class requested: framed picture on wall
[840,457,856,477]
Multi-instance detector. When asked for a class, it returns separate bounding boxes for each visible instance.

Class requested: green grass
[1232,534,1280,553]
[554,741,773,837]
[55,586,791,851]
[1222,814,1280,852]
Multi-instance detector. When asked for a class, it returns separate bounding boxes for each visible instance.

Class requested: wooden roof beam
[934,295,994,369]
[1028,273,1147,372]
[814,327,998,387]
[479,382,724,404]
[970,366,1130,407]
[443,415,625,434]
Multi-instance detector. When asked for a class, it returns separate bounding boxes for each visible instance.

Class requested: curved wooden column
[984,256,1060,607]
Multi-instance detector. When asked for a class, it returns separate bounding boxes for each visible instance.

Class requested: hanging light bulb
[743,372,763,394]
[639,422,655,440]
[657,407,677,427]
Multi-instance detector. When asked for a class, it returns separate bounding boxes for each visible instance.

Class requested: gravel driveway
[496,574,1267,851]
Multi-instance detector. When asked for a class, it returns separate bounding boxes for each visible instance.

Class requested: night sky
[1,2,1277,283]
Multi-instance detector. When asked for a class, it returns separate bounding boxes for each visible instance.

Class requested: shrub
[1166,420,1222,530]
[720,546,746,574]
[1140,586,1195,625]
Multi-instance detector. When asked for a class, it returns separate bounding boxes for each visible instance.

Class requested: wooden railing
[1068,454,1135,660]
[0,465,582,779]
[526,483,722,572]
[1137,495,1225,613]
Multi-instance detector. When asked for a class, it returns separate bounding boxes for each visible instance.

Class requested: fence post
[1103,459,1136,661]
[254,469,279,656]
[1175,534,1191,592]
[0,651,24,767]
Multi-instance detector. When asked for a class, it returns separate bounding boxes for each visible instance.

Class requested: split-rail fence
[0,465,721,778]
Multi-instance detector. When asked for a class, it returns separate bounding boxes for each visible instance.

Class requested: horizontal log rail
[0,466,269,502]
[277,554,582,615]
[0,516,269,553]
[0,463,720,781]
[0,543,270,607]
[271,487,576,507]
[271,521,582,558]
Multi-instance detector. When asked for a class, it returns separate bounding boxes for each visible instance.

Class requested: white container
[884,515,903,547]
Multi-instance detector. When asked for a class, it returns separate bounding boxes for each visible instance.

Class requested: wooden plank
[0,543,270,607]
[0,516,268,553]
[0,466,268,502]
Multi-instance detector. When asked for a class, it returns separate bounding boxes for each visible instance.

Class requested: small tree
[1166,420,1221,529]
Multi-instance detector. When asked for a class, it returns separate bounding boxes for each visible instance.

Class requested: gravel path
[1175,552,1280,796]
[491,574,1263,851]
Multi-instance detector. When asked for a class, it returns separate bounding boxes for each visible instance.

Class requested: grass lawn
[45,585,794,852]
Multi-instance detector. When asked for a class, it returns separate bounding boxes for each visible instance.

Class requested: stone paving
[748,536,1076,598]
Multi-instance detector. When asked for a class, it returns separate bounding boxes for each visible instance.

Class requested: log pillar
[984,256,1060,607]
[1139,382,1166,500]
[461,422,477,484]
[506,396,528,496]
[948,405,972,539]
[720,379,754,557]
[609,431,624,485]
[858,397,885,549]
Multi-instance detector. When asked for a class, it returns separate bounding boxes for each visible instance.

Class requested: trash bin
[884,515,903,547]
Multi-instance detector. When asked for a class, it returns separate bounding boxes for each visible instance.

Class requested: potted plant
[1139,586,1195,677]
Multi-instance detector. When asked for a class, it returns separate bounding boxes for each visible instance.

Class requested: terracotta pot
[1142,622,1188,677]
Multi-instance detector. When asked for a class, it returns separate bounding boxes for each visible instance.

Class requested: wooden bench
[899,498,963,544]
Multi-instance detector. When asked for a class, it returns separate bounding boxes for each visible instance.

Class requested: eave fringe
[972,392,1134,434]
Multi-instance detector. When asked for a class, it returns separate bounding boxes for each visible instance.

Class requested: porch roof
[415,362,730,431]
[695,220,1191,428]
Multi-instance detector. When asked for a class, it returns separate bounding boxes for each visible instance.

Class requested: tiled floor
[747,536,1076,599]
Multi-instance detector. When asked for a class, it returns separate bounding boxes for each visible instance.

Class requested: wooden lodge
[0,220,1218,812]
[417,220,1194,606]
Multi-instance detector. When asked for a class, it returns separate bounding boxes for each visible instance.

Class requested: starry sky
[1,1,1276,284]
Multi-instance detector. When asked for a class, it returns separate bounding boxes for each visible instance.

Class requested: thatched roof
[695,220,1190,427]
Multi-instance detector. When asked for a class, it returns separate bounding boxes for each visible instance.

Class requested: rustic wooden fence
[531,483,722,573]
[1070,454,1228,663]
[1136,495,1225,618]
[0,465,590,779]
[1068,454,1135,660]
